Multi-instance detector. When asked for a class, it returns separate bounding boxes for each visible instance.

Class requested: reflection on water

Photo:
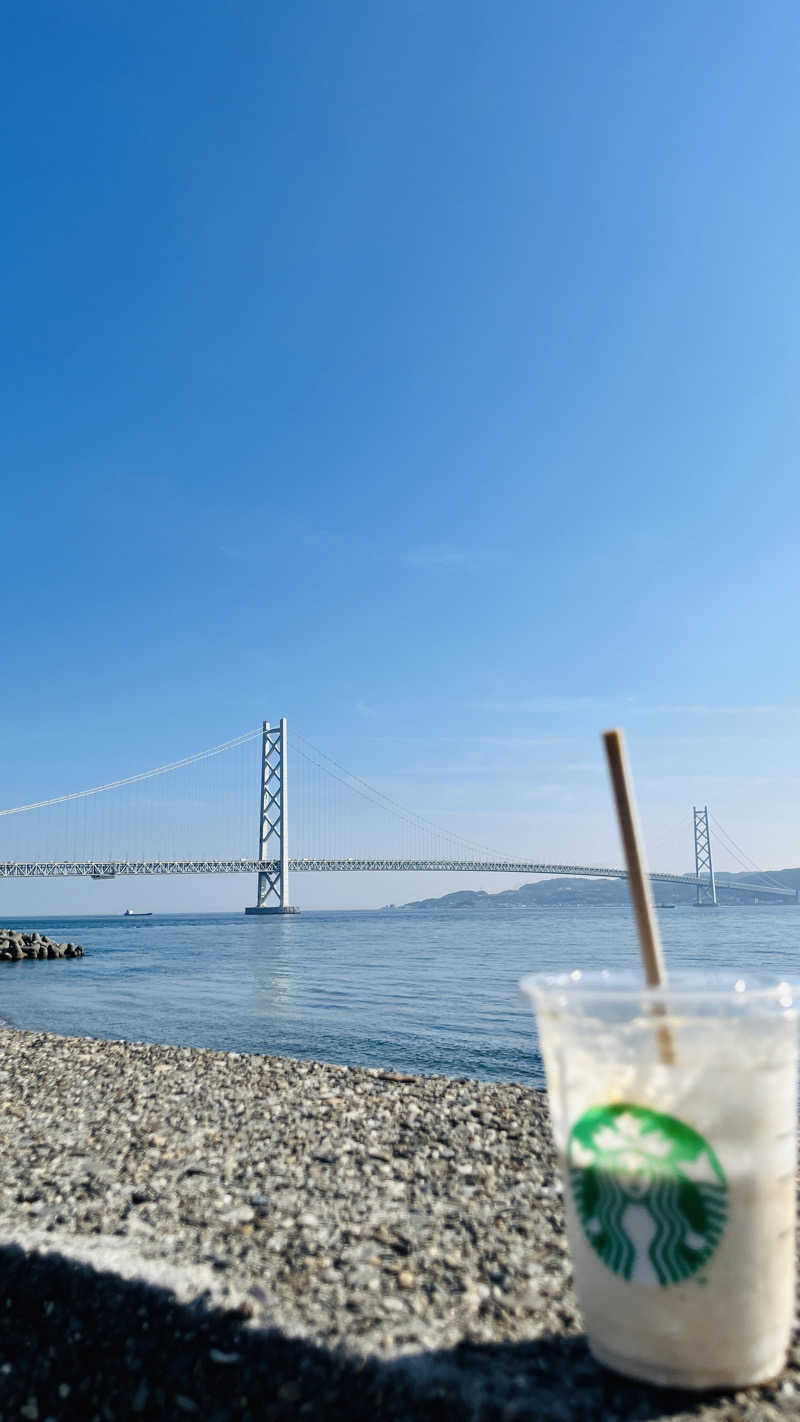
[251,929,295,1010]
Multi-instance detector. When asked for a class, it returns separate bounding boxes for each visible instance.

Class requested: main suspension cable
[0,727,263,818]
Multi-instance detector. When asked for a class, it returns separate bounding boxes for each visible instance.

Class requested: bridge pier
[245,906,300,915]
[245,719,298,916]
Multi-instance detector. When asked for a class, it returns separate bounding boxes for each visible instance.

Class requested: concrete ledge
[0,1028,797,1419]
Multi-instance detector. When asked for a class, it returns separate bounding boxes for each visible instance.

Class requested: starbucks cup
[520,971,798,1390]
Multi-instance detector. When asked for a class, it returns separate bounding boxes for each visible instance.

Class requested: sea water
[1,904,800,1085]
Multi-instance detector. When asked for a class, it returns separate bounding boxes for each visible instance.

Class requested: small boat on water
[123,909,152,917]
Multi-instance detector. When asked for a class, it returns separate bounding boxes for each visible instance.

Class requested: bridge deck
[0,859,794,897]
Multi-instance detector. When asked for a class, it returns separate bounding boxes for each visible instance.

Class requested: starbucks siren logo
[568,1104,727,1287]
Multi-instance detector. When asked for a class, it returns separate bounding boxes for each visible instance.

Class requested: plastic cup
[519,970,798,1390]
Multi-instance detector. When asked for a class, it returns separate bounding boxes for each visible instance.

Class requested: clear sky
[3,2,800,913]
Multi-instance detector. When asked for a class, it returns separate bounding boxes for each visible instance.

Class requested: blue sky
[3,2,800,912]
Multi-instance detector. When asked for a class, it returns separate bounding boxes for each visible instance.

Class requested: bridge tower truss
[693,805,717,906]
[245,719,298,915]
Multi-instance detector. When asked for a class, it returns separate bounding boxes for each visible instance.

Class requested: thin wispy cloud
[473,697,793,718]
[389,765,530,778]
[387,755,597,779]
[468,736,576,747]
[519,784,575,802]
[631,703,786,716]
[401,548,509,570]
[218,526,342,561]
[640,773,800,787]
[318,734,575,746]
[299,527,341,549]
[473,696,598,714]
[355,700,377,720]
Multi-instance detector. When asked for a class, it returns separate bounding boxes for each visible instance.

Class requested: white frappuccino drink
[521,973,798,1390]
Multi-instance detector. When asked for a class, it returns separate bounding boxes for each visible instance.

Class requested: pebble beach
[0,1028,798,1420]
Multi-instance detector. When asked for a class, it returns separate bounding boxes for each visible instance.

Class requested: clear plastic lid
[520,969,798,1015]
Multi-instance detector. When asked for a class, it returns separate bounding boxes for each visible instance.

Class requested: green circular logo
[568,1103,727,1286]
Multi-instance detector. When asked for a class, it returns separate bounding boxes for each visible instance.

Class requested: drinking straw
[603,728,675,1065]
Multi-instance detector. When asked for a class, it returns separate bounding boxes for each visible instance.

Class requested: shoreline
[0,1028,797,1418]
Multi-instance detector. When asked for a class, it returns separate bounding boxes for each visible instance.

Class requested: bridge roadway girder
[0,859,794,899]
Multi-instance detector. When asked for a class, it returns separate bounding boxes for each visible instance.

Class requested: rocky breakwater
[0,929,84,961]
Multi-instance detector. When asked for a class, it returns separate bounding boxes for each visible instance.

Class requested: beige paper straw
[603,728,674,1065]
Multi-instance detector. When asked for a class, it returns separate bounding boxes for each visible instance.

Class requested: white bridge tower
[245,719,299,915]
[693,805,717,906]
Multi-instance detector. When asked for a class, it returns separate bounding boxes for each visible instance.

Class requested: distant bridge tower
[693,805,717,906]
[245,719,299,915]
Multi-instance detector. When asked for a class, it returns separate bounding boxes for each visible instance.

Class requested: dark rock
[0,928,86,964]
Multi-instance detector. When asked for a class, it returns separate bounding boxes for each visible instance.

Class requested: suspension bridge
[0,718,795,910]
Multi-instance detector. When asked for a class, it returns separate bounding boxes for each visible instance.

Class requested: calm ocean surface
[1,905,799,1088]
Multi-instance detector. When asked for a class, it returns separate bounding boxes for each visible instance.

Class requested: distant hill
[393,868,800,911]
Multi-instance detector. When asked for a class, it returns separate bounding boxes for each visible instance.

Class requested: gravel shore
[0,1028,797,1420]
